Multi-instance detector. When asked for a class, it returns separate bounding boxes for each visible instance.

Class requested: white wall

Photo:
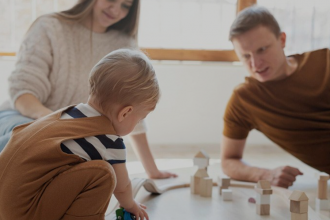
[0,58,273,146]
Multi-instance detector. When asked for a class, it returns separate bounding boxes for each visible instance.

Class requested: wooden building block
[318,180,328,200]
[190,176,199,194]
[222,189,233,201]
[255,180,272,197]
[193,158,209,169]
[255,188,273,195]
[200,177,213,197]
[193,150,209,168]
[256,204,270,215]
[289,191,308,202]
[195,169,209,178]
[315,198,330,210]
[256,194,270,205]
[291,212,308,220]
[290,200,308,214]
[218,176,231,187]
[315,172,330,181]
[218,176,230,195]
[191,169,209,195]
[256,180,271,190]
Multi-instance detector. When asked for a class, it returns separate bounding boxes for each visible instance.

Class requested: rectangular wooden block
[218,176,230,187]
[290,200,308,213]
[256,204,270,215]
[256,194,270,205]
[190,176,200,194]
[318,180,328,200]
[255,188,273,195]
[200,177,213,197]
[222,189,233,201]
[315,198,330,210]
[291,212,308,220]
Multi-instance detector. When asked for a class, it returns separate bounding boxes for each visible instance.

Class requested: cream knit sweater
[1,14,147,134]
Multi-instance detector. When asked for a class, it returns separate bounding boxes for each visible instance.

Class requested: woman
[0,0,176,179]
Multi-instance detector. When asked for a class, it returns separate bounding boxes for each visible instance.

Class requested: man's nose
[251,56,262,71]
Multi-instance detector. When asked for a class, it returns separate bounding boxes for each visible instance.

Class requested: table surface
[105,163,330,220]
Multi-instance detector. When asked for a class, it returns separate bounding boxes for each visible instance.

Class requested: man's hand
[149,170,178,179]
[261,166,303,188]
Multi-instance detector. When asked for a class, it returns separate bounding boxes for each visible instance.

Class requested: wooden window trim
[0,0,256,61]
[143,0,257,61]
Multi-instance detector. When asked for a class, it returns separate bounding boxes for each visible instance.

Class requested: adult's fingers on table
[279,172,296,182]
[283,166,303,176]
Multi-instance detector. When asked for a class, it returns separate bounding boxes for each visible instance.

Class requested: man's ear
[117,106,133,122]
[280,32,286,48]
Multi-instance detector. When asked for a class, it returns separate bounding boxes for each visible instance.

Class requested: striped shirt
[60,103,126,165]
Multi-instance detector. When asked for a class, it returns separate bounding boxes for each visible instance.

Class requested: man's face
[232,25,287,82]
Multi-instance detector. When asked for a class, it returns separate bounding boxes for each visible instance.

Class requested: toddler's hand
[124,201,149,220]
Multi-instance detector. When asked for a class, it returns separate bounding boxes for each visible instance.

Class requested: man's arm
[221,135,303,188]
[128,133,177,179]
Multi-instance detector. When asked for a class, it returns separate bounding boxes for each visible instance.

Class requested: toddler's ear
[117,106,133,122]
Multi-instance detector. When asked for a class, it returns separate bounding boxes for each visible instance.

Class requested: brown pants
[34,160,116,220]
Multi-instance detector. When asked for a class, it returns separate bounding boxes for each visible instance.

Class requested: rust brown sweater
[223,48,330,173]
[0,106,116,219]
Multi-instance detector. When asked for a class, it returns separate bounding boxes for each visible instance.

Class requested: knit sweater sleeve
[8,15,53,109]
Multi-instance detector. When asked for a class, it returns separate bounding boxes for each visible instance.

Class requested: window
[258,0,330,55]
[0,0,256,61]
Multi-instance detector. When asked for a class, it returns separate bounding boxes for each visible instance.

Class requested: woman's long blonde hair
[55,0,140,38]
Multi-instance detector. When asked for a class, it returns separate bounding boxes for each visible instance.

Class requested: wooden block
[289,191,309,201]
[256,204,270,215]
[222,189,233,201]
[291,212,308,220]
[290,200,308,214]
[190,176,200,194]
[315,172,330,181]
[318,180,328,200]
[315,198,330,210]
[194,169,209,178]
[256,194,270,205]
[200,177,213,197]
[219,186,228,195]
[193,158,209,169]
[218,176,231,187]
[255,187,273,195]
[256,180,271,190]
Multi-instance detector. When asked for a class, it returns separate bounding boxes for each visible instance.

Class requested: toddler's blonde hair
[89,49,159,112]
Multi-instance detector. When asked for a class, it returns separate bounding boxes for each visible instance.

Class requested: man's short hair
[229,5,281,41]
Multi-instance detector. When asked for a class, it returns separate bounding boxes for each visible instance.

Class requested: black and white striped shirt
[60,103,126,165]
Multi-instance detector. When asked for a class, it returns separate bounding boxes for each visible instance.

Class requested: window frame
[0,0,256,61]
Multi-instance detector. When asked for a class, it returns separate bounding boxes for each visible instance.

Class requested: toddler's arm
[112,163,149,220]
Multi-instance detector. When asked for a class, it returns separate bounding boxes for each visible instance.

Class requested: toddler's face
[115,104,155,136]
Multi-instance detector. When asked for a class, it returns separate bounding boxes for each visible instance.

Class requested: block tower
[190,150,211,196]
[289,190,308,220]
[315,172,330,210]
[255,180,272,215]
[218,176,231,195]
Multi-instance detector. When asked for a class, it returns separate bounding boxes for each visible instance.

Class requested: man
[221,5,330,188]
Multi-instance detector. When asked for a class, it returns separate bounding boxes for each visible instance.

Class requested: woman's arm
[129,133,177,179]
[15,94,52,119]
[9,16,53,115]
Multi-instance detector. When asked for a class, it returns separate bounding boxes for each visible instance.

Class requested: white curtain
[138,0,236,50]
[0,0,76,51]
[258,0,330,55]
